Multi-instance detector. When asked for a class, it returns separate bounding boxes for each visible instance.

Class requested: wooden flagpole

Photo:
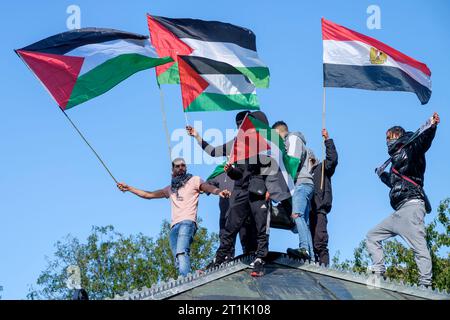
[321,87,326,190]
[158,85,173,164]
[183,110,190,127]
[223,112,249,183]
[60,109,118,184]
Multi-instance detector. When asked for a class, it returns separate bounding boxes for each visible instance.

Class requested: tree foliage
[27,219,218,300]
[333,198,450,292]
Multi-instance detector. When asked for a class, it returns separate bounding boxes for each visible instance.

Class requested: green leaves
[28,219,218,300]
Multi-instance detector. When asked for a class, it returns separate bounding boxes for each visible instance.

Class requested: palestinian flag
[229,115,300,199]
[178,55,259,112]
[322,18,432,105]
[207,161,227,181]
[16,28,172,110]
[147,15,269,88]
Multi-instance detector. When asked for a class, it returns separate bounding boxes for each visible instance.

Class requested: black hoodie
[310,139,338,214]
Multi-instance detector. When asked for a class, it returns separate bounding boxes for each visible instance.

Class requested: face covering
[171,172,193,196]
[386,139,398,148]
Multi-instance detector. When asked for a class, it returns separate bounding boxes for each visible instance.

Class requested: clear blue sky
[1,0,449,299]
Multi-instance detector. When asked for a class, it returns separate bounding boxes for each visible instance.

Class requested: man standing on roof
[117,157,230,277]
[210,111,272,277]
[309,129,338,267]
[366,112,440,288]
[186,111,258,258]
[204,170,248,258]
[273,121,315,261]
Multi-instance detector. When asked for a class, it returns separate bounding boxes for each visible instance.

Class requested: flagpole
[183,110,190,127]
[223,112,249,183]
[321,86,326,190]
[227,112,248,165]
[158,84,173,163]
[59,109,118,184]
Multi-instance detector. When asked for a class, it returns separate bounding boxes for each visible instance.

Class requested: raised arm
[117,182,167,200]
[409,113,439,155]
[187,125,233,157]
[323,129,338,175]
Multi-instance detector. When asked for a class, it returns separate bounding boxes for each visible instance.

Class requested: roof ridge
[274,254,450,300]
[112,253,450,300]
[113,256,252,300]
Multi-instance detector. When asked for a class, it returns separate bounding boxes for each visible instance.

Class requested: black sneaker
[205,260,216,270]
[287,248,311,261]
[250,258,264,277]
[205,258,222,270]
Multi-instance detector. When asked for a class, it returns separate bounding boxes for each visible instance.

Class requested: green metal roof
[114,252,450,300]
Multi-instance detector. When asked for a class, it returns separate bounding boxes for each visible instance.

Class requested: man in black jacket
[366,112,440,287]
[309,129,338,267]
[213,111,271,277]
[219,156,269,277]
[187,111,257,258]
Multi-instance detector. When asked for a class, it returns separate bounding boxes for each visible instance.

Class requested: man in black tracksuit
[217,159,269,275]
[206,171,256,257]
[187,111,258,257]
[309,129,338,267]
[214,111,271,276]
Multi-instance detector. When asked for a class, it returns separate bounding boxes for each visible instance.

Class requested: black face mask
[387,138,403,156]
[386,139,398,148]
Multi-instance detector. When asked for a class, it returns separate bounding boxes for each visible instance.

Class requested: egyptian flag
[147,15,269,88]
[16,28,172,110]
[322,18,431,105]
[178,55,259,112]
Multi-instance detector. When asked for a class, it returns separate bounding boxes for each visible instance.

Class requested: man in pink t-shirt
[117,158,230,277]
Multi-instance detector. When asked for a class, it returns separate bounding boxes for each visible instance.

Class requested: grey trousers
[366,200,432,286]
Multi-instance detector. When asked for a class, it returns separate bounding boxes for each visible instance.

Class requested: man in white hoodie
[273,121,315,261]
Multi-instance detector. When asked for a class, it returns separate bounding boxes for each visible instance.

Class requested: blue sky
[1,0,449,299]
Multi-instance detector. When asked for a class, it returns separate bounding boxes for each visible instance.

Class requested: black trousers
[309,211,330,266]
[216,189,269,262]
[218,198,257,257]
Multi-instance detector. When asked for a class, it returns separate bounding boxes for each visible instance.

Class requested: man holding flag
[117,158,231,277]
[272,121,316,261]
[212,111,272,277]
[366,113,440,287]
[187,111,258,258]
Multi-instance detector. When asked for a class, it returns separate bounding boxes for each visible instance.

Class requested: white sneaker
[250,258,263,269]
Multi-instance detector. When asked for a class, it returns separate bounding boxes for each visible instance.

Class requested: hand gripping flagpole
[60,109,118,184]
[321,87,326,190]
